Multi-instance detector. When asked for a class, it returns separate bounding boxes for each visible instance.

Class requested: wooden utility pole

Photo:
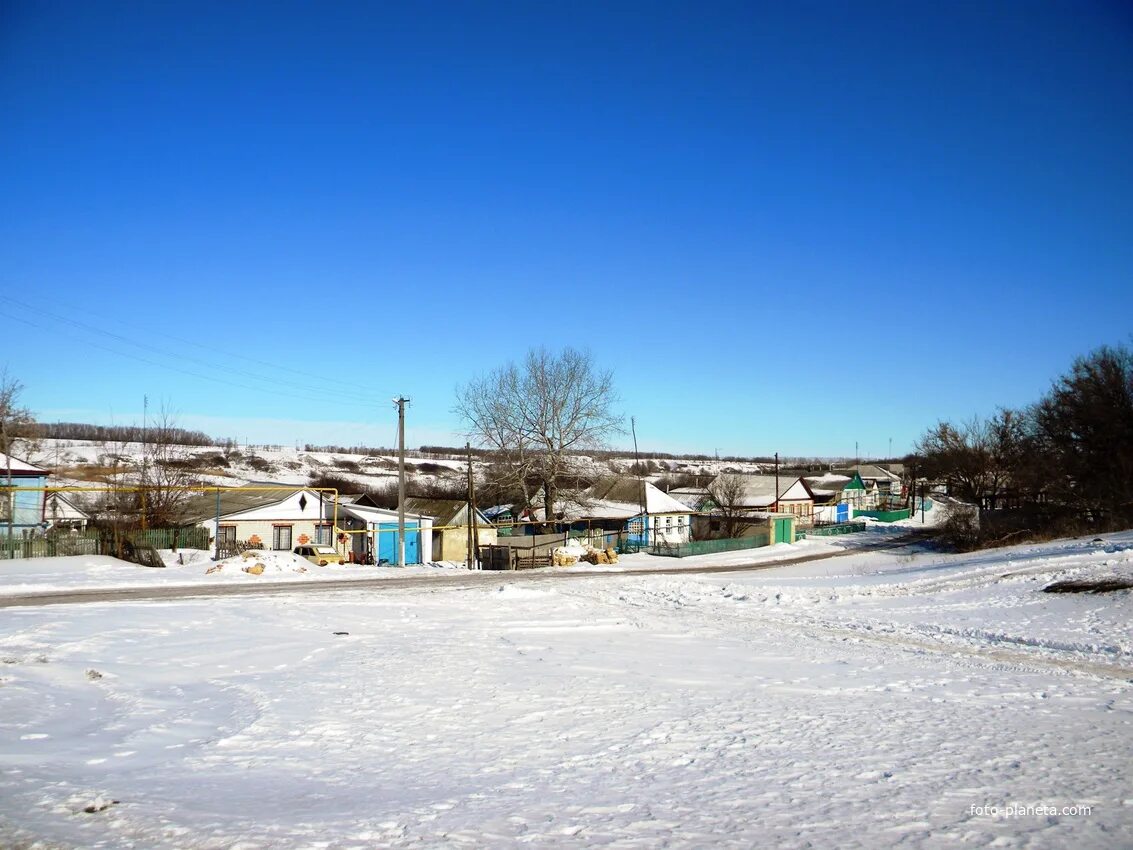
[2,419,12,552]
[140,395,148,530]
[774,451,780,513]
[394,396,409,567]
[466,443,475,570]
[468,445,481,571]
[631,416,646,547]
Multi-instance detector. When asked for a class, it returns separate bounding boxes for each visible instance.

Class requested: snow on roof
[585,478,692,516]
[339,503,431,524]
[0,453,47,475]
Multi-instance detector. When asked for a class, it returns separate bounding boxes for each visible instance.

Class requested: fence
[1,533,101,560]
[0,527,210,561]
[118,527,210,550]
[853,508,911,522]
[804,521,867,537]
[651,534,770,558]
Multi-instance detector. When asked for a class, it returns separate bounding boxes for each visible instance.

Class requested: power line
[0,304,390,411]
[0,294,365,392]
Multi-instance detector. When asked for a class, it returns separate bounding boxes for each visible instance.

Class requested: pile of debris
[552,542,620,566]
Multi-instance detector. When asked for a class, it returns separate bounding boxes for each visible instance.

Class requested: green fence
[122,527,210,550]
[853,508,911,522]
[805,521,867,537]
[1,533,101,560]
[651,534,770,558]
[0,527,210,561]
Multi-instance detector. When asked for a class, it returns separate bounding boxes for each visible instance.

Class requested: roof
[709,474,813,508]
[481,504,514,520]
[586,478,692,515]
[402,497,488,527]
[804,473,852,495]
[849,464,901,483]
[339,503,432,525]
[44,491,90,519]
[181,487,335,524]
[0,453,48,475]
[667,486,713,510]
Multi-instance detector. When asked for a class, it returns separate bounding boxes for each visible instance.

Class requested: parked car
[293,544,346,566]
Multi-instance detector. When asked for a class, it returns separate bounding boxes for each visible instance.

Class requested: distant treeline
[42,422,220,447]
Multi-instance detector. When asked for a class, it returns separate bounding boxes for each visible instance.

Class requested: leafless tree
[1,370,40,536]
[914,412,1017,508]
[707,473,750,539]
[455,347,623,522]
[140,406,197,527]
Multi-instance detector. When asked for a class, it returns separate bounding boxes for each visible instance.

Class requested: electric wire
[0,294,365,393]
[0,302,390,410]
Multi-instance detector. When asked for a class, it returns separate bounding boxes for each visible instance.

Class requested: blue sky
[2,1,1131,458]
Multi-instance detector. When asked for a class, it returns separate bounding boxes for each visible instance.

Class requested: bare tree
[915,412,1017,508]
[707,473,749,539]
[140,406,197,527]
[455,347,623,521]
[1,370,39,539]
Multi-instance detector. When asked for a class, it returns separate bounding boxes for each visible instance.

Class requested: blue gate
[377,522,421,564]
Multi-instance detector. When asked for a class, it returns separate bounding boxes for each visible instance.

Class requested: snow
[1,531,1131,847]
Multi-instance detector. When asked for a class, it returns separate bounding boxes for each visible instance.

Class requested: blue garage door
[377,522,420,564]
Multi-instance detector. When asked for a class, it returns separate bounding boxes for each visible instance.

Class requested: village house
[704,473,816,530]
[187,488,338,554]
[1,453,50,536]
[402,497,497,561]
[527,477,694,548]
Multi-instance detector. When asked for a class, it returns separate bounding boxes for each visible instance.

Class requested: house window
[0,488,10,521]
[315,524,332,545]
[217,525,237,547]
[273,525,293,550]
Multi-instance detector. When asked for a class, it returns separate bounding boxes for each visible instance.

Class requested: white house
[192,488,337,553]
[542,477,693,547]
[43,491,90,530]
[337,502,434,565]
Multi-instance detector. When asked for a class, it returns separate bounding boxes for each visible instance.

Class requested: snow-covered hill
[30,438,772,498]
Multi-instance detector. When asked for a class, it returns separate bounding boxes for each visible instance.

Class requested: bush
[938,506,980,551]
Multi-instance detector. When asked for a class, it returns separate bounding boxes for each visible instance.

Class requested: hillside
[28,438,778,505]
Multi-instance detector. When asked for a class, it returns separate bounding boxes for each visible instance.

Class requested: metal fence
[121,527,210,550]
[650,534,770,558]
[1,533,101,560]
[853,508,911,522]
[0,527,210,561]
[805,521,867,537]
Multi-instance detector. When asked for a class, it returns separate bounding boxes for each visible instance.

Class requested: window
[273,525,293,550]
[218,525,237,547]
[315,524,332,545]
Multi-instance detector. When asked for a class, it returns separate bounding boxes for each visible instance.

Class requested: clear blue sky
[2,1,1131,458]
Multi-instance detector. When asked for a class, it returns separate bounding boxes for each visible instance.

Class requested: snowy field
[1,532,1131,848]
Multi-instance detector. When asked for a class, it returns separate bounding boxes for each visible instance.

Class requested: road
[0,531,934,609]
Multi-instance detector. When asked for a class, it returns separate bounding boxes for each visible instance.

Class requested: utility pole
[394,396,409,567]
[2,419,12,554]
[466,442,476,570]
[632,417,646,547]
[774,451,780,513]
[141,394,148,530]
[469,447,481,570]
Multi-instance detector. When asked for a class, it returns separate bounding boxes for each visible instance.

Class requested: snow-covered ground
[1,532,1131,848]
[31,437,760,494]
